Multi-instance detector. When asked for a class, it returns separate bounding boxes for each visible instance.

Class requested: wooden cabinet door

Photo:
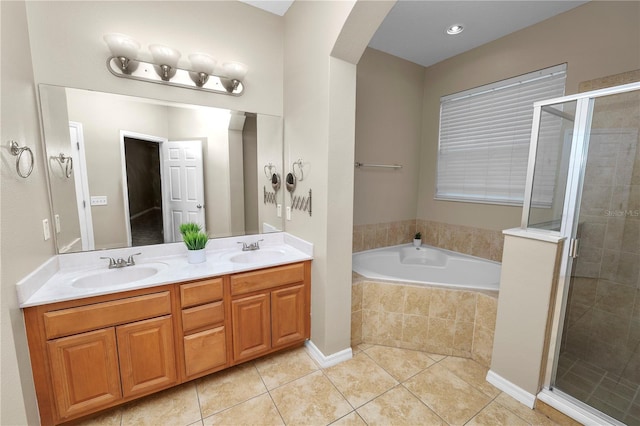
[271,284,307,348]
[47,328,121,420]
[231,293,271,361]
[183,326,226,378]
[116,315,177,398]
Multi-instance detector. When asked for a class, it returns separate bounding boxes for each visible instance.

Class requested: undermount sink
[229,249,287,264]
[70,263,169,289]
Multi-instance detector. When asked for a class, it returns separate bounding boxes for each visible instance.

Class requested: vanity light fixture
[104,33,247,96]
[189,53,217,87]
[104,33,141,72]
[446,24,464,35]
[149,44,181,81]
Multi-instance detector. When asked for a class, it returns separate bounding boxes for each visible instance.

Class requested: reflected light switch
[90,196,108,206]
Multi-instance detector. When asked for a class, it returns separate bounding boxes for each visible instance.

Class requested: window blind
[436,64,567,205]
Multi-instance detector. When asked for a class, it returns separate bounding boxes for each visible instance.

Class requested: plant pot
[413,239,422,247]
[187,248,206,264]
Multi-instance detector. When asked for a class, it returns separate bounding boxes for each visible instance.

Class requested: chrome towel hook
[292,159,304,181]
[263,162,276,179]
[9,141,34,178]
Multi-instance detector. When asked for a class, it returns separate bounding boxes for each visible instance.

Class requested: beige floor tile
[438,356,500,398]
[197,363,267,417]
[270,370,352,425]
[202,393,284,426]
[404,363,491,425]
[364,345,435,381]
[74,407,123,426]
[330,411,367,425]
[352,343,373,354]
[120,382,201,426]
[324,352,398,408]
[494,393,559,425]
[254,346,319,389]
[426,352,447,362]
[187,421,204,426]
[357,385,445,425]
[466,400,529,426]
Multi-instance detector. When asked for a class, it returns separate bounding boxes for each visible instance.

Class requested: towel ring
[9,141,34,178]
[56,153,73,178]
[292,159,304,181]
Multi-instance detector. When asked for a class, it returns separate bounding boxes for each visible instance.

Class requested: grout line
[194,379,205,425]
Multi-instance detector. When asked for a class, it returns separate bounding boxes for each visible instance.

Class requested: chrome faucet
[238,239,263,251]
[100,253,141,269]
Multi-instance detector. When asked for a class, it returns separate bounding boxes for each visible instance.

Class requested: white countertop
[18,232,313,308]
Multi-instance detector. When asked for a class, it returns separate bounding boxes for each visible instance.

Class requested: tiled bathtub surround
[352,219,416,252]
[416,220,505,263]
[352,219,504,262]
[351,278,498,368]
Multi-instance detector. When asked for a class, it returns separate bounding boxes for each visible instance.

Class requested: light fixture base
[106,57,244,96]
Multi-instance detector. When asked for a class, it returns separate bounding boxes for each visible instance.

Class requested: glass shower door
[553,88,640,424]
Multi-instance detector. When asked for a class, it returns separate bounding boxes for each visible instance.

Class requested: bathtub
[352,244,501,291]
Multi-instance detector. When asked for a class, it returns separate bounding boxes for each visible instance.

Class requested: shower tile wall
[562,89,640,382]
[352,219,504,262]
[351,279,498,368]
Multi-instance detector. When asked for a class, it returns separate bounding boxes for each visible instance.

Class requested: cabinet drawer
[44,292,171,340]
[180,278,223,308]
[183,326,226,377]
[182,301,224,333]
[230,263,305,296]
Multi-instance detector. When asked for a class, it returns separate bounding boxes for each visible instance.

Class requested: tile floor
[556,351,640,425]
[78,344,563,426]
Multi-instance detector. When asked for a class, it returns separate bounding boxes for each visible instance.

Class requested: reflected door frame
[119,130,168,247]
[69,121,95,251]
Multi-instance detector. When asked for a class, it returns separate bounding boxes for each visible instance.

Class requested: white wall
[66,89,170,248]
[39,85,83,250]
[354,47,424,226]
[283,0,394,356]
[257,114,284,233]
[490,232,563,399]
[0,2,56,424]
[25,1,283,116]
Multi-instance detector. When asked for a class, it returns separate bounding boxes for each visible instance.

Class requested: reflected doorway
[124,137,164,246]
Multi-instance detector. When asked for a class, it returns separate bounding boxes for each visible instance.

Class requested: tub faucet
[100,253,141,268]
[238,239,263,251]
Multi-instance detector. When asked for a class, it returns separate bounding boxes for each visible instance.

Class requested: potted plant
[413,232,422,247]
[179,222,208,264]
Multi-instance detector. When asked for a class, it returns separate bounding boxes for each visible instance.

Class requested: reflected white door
[162,140,206,242]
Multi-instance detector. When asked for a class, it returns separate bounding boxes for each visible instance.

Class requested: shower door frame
[522,81,640,425]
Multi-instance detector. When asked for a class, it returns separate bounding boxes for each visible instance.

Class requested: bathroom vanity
[19,234,312,426]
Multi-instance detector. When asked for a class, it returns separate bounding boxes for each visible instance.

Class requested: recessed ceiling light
[446,24,464,35]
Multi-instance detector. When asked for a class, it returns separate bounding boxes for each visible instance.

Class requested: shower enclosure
[523,81,640,425]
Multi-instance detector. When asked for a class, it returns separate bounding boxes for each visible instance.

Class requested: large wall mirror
[39,84,284,254]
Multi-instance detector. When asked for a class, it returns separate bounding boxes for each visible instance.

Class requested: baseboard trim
[305,340,352,368]
[486,370,536,408]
